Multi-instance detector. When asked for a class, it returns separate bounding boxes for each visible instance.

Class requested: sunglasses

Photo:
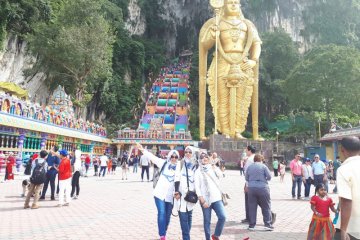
[200,154,209,159]
[171,155,178,159]
[185,151,192,154]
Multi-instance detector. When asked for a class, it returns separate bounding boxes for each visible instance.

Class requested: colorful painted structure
[115,56,195,155]
[0,85,111,173]
[320,126,360,160]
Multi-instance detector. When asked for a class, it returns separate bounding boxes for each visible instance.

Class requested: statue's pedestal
[200,134,275,165]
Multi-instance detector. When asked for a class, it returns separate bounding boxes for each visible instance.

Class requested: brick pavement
[0,168,339,240]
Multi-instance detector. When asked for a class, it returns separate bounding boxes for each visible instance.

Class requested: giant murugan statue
[199,0,261,139]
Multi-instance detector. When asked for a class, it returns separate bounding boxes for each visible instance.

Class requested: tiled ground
[0,168,338,240]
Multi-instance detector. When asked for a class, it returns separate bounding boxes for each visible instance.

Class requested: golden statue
[199,0,261,139]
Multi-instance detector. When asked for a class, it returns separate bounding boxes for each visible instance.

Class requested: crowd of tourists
[2,136,359,240]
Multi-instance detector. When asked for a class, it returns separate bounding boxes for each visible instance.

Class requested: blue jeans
[100,166,106,177]
[292,175,302,197]
[154,197,173,237]
[303,178,312,197]
[179,210,193,240]
[133,163,138,173]
[41,168,58,198]
[201,200,226,240]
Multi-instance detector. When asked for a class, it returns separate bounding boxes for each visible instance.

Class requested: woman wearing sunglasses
[174,146,199,240]
[136,143,180,240]
[195,151,226,240]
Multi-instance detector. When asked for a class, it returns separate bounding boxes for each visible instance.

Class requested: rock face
[0,35,49,104]
[125,0,146,35]
[124,0,310,55]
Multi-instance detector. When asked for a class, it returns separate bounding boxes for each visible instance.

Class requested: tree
[285,44,360,126]
[26,0,115,115]
[0,0,51,43]
[259,29,300,120]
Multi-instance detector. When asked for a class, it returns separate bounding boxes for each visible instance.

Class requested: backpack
[153,163,167,189]
[30,159,47,184]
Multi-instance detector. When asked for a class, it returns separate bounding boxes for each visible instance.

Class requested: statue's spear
[210,0,224,135]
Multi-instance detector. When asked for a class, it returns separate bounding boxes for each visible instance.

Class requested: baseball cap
[59,149,68,156]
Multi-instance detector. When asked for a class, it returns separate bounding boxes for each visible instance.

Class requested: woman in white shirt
[195,151,226,240]
[136,143,180,240]
[302,158,314,200]
[174,146,199,240]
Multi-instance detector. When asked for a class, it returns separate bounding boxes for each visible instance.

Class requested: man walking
[24,150,48,209]
[290,153,303,199]
[140,152,150,182]
[312,154,326,188]
[40,145,60,200]
[241,145,256,224]
[99,152,108,177]
[272,159,279,177]
[133,154,139,173]
[336,136,360,240]
[333,156,341,193]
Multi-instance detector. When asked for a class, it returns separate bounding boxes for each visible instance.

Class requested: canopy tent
[0,82,28,99]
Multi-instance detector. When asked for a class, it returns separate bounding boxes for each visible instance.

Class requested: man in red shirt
[290,153,303,199]
[57,149,72,207]
[84,155,91,177]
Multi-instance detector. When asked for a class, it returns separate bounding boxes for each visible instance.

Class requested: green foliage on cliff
[302,0,360,48]
[0,0,51,43]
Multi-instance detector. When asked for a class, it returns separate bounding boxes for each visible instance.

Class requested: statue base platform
[200,134,275,166]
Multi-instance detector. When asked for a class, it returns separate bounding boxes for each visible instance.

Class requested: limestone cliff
[127,0,310,55]
[0,35,49,103]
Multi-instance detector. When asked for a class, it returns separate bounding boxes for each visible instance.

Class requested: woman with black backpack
[174,146,199,240]
[136,143,180,240]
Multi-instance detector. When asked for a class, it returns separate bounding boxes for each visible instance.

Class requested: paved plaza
[0,168,339,240]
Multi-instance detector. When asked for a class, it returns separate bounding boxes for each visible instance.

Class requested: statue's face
[225,0,241,16]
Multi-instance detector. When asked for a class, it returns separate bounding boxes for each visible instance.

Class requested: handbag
[184,163,198,204]
[205,170,230,206]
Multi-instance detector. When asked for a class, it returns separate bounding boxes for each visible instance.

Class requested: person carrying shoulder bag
[174,146,199,240]
[195,151,226,240]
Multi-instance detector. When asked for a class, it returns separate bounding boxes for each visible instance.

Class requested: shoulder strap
[159,162,167,174]
[205,171,223,195]
[185,162,190,189]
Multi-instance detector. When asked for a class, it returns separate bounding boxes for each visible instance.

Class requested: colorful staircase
[139,61,191,134]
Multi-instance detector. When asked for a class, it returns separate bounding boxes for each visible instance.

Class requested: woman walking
[174,146,199,240]
[71,149,81,199]
[93,157,99,176]
[136,143,180,240]
[246,154,274,231]
[195,151,226,240]
[279,161,286,182]
[120,155,128,180]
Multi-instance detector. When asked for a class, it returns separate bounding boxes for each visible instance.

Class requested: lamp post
[276,131,279,154]
[318,117,321,140]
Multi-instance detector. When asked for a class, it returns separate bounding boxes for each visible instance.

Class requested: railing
[117,129,192,140]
